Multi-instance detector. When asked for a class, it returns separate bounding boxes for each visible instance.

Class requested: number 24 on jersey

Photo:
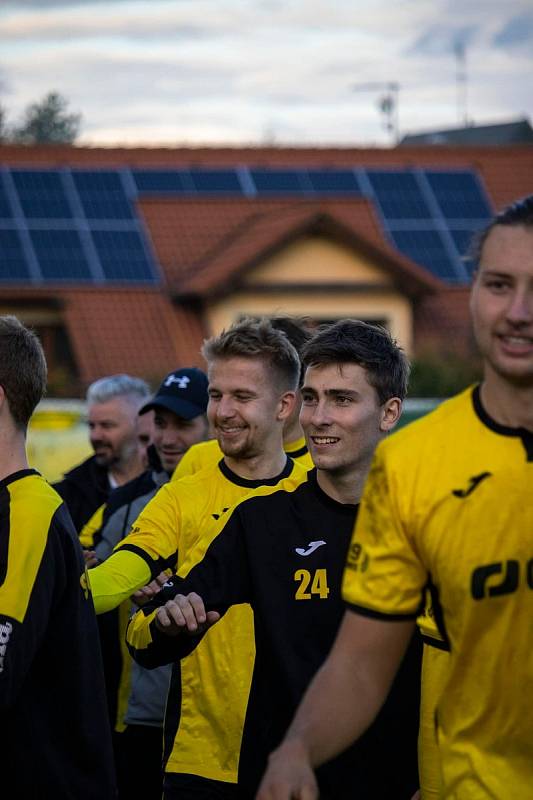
[294,568,330,600]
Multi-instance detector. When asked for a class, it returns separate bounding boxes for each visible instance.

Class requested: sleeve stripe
[345,601,421,621]
[115,543,160,572]
[421,634,450,652]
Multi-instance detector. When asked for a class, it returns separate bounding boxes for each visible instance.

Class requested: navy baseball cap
[139,367,208,420]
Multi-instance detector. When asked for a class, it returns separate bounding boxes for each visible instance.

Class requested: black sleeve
[126,506,252,667]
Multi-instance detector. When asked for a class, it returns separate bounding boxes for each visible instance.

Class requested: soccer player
[88,318,307,797]
[0,316,115,798]
[127,320,421,799]
[256,196,533,800]
[174,315,314,479]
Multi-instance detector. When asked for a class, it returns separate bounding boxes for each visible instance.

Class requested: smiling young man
[127,320,421,799]
[87,318,307,798]
[256,197,533,800]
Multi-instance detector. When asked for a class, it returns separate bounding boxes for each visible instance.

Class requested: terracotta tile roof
[0,286,205,387]
[170,199,441,298]
[60,288,205,385]
[1,143,532,384]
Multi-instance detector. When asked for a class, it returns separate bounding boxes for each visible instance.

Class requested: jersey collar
[0,468,40,489]
[218,455,294,488]
[472,384,533,461]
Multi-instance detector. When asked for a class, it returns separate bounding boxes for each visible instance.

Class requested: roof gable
[171,200,440,298]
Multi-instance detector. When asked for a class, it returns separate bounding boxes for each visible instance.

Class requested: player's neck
[316,466,365,505]
[224,443,287,481]
[480,371,533,431]
[0,428,29,482]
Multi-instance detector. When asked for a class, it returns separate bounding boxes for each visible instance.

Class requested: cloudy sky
[1,0,532,146]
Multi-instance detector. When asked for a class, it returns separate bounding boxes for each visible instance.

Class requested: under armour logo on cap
[164,374,191,389]
[139,367,208,420]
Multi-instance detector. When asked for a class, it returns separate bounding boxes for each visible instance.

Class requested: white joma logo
[164,375,190,389]
[295,540,326,557]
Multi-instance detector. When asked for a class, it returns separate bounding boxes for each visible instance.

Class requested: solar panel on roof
[0,176,13,219]
[250,169,309,193]
[389,229,459,282]
[190,170,243,193]
[30,229,92,280]
[132,170,190,193]
[307,170,361,194]
[91,230,156,282]
[72,170,133,220]
[0,229,31,280]
[449,227,482,278]
[12,170,72,219]
[367,170,432,220]
[425,171,492,220]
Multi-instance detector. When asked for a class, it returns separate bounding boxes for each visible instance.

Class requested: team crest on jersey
[0,621,13,674]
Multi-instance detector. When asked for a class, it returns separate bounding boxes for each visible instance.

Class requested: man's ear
[277,391,297,422]
[380,397,402,433]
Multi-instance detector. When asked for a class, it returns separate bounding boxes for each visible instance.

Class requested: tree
[12,91,81,145]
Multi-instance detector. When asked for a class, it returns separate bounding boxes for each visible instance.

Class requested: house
[1,143,532,394]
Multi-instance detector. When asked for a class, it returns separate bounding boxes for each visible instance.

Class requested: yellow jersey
[343,385,533,799]
[173,436,313,480]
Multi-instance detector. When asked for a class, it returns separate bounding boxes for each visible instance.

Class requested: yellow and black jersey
[128,470,421,798]
[343,385,533,799]
[172,436,313,481]
[121,456,306,786]
[88,458,300,613]
[0,470,115,798]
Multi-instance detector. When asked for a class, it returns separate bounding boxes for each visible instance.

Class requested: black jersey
[0,470,115,798]
[128,469,420,799]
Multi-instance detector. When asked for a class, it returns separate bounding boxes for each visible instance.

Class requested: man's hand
[83,549,100,568]
[155,592,221,637]
[256,740,318,800]
[131,571,169,606]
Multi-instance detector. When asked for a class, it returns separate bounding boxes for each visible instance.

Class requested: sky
[1,0,532,147]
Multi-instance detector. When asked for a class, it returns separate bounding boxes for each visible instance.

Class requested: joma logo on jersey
[0,621,13,674]
[471,558,533,600]
[295,541,326,557]
[452,471,492,498]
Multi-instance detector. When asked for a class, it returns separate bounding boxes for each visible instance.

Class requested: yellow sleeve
[342,444,427,618]
[114,481,182,562]
[79,504,105,548]
[87,550,151,614]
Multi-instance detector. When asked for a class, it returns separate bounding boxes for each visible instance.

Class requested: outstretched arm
[256,609,415,800]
